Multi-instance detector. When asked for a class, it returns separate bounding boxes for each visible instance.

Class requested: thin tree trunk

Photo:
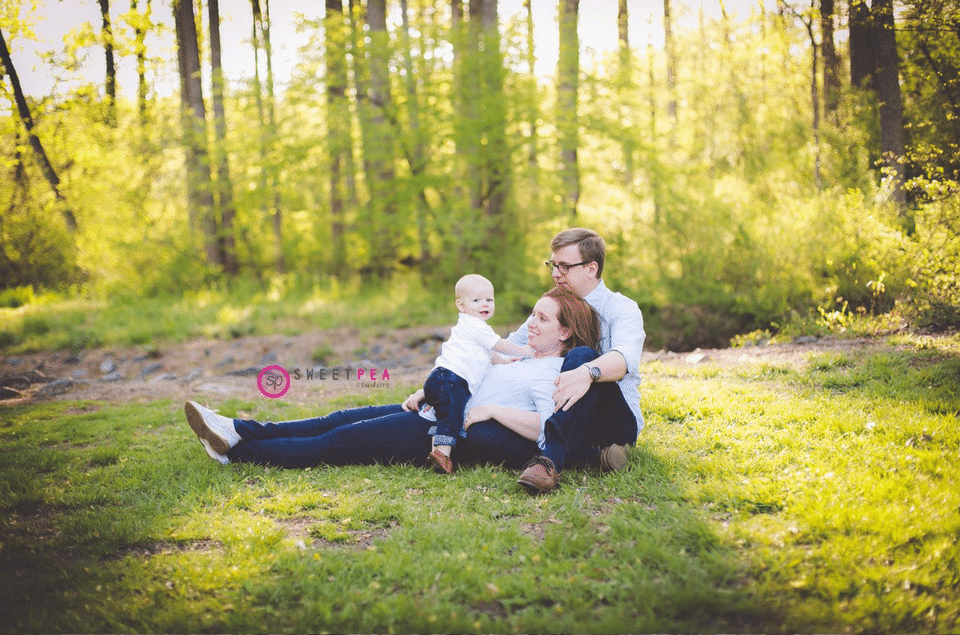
[872,0,906,207]
[364,0,398,279]
[524,0,539,189]
[326,0,350,277]
[130,0,150,126]
[252,0,285,273]
[618,0,634,187]
[174,0,219,268]
[208,0,239,275]
[399,0,432,268]
[0,28,76,231]
[557,0,579,217]
[663,0,677,129]
[98,0,117,126]
[820,0,840,122]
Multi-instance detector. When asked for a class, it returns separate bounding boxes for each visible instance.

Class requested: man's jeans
[540,346,638,471]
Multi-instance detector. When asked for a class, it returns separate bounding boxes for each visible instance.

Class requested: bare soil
[0,328,922,407]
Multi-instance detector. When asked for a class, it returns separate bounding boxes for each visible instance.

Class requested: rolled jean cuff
[430,433,458,446]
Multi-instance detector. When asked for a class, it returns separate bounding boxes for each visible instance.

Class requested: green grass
[2,335,959,633]
[0,275,507,355]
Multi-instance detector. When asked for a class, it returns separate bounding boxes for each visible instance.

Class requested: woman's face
[527,297,572,356]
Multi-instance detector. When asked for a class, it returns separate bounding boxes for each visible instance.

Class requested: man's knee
[561,345,599,372]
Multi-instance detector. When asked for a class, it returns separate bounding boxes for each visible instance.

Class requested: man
[506,228,645,494]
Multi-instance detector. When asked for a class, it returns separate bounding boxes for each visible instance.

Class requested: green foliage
[3,2,959,350]
[2,337,960,632]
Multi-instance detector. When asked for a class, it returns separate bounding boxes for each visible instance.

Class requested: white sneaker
[199,438,230,465]
[185,401,241,455]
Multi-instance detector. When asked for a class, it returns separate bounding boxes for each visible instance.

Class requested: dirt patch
[0,328,946,407]
[0,325,452,407]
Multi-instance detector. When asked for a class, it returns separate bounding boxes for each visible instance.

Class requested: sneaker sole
[185,401,232,455]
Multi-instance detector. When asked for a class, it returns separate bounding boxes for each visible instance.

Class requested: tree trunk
[130,0,150,126]
[618,0,634,186]
[524,0,539,189]
[557,0,579,217]
[399,0,432,269]
[364,0,399,279]
[325,0,350,278]
[663,0,677,127]
[98,0,116,126]
[0,28,76,231]
[174,0,219,268]
[252,0,285,273]
[872,0,906,207]
[849,0,875,90]
[820,0,840,122]
[208,0,239,275]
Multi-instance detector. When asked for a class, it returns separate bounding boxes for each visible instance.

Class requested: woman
[184,287,600,472]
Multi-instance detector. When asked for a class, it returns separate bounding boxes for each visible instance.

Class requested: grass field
[2,331,958,633]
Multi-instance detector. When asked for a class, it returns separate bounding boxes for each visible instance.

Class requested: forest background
[1,0,959,352]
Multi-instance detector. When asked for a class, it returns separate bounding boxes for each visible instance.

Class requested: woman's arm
[464,404,540,441]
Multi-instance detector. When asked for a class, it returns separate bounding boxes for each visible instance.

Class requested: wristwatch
[584,364,601,382]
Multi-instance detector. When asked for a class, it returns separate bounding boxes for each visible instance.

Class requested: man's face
[550,243,597,297]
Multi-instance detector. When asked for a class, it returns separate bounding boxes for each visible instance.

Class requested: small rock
[259,352,278,365]
[793,335,819,345]
[685,350,708,364]
[101,371,125,382]
[186,368,203,382]
[100,359,118,373]
[216,356,236,369]
[64,355,82,365]
[6,358,23,366]
[226,367,261,377]
[37,378,76,398]
[149,373,178,383]
[139,363,163,379]
[0,386,22,400]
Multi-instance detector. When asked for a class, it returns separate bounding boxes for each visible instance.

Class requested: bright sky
[9,0,769,98]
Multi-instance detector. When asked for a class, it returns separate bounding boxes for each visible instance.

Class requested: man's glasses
[545,260,590,274]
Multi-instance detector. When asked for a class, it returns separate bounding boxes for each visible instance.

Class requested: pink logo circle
[257,365,290,399]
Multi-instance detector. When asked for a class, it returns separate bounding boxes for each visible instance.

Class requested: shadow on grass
[0,398,789,633]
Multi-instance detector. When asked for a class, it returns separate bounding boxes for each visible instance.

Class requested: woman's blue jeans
[227,405,435,468]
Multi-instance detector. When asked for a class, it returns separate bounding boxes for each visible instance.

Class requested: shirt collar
[583,279,608,304]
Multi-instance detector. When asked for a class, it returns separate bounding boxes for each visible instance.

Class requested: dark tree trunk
[557,0,579,217]
[98,0,116,125]
[174,0,219,268]
[0,28,76,231]
[821,0,840,121]
[872,0,906,207]
[208,0,239,275]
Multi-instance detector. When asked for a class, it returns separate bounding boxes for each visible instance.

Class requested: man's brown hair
[551,228,606,278]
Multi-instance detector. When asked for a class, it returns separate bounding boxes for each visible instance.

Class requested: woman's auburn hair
[544,286,601,355]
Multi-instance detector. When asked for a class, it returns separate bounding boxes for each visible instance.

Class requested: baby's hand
[519,345,535,357]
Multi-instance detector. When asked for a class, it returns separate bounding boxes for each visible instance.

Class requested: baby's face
[456,281,496,321]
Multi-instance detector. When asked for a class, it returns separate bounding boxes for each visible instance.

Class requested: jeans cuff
[432,434,457,446]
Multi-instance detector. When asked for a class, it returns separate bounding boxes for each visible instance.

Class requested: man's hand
[402,388,425,412]
[552,365,592,412]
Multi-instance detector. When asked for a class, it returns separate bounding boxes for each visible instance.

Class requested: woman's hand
[401,388,425,412]
[463,404,499,430]
[552,365,592,411]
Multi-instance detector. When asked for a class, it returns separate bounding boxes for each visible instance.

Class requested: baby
[421,274,533,473]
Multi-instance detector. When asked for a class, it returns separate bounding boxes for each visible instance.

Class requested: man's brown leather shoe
[517,456,560,494]
[600,444,629,472]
